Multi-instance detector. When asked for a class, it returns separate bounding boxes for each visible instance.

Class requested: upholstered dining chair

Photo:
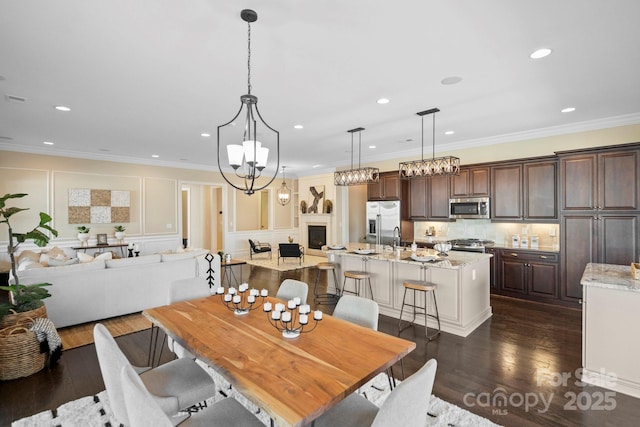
[312,358,438,427]
[248,239,272,259]
[332,295,379,330]
[93,323,216,426]
[120,364,263,427]
[275,278,309,305]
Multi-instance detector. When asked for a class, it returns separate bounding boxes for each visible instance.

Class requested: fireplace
[308,225,327,250]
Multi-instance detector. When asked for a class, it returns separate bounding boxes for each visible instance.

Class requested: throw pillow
[48,258,79,267]
[77,252,94,263]
[17,250,41,264]
[94,252,113,261]
[17,259,45,271]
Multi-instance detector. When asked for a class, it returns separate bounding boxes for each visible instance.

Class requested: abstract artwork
[307,185,325,214]
[68,188,130,224]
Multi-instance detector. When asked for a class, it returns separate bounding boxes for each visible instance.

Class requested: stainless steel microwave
[449,197,490,219]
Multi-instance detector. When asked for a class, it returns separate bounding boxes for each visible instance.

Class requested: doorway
[181,183,223,251]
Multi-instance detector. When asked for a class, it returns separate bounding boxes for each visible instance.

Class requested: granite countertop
[324,243,491,270]
[413,239,559,253]
[580,263,640,292]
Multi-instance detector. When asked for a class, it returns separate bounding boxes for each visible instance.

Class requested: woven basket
[0,316,48,380]
[0,305,47,329]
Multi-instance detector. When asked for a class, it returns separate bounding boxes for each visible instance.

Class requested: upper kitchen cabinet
[368,171,402,201]
[491,159,558,222]
[559,147,639,212]
[450,166,490,197]
[408,174,450,220]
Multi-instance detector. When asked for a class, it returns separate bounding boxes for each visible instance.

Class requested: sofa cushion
[16,259,107,283]
[17,259,45,271]
[48,257,79,267]
[161,249,209,263]
[106,254,161,268]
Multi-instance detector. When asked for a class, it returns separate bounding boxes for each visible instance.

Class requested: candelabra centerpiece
[216,283,268,316]
[264,299,323,339]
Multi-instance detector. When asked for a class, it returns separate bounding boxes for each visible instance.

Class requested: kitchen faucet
[393,226,401,249]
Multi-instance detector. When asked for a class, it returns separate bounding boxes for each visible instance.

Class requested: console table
[221,258,246,287]
[72,243,128,258]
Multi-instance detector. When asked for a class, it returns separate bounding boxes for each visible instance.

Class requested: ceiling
[1,0,640,178]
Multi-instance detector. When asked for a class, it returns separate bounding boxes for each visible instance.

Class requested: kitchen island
[325,244,492,337]
[581,263,640,398]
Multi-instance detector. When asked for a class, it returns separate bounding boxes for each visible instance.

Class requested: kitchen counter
[413,239,559,253]
[325,243,492,337]
[581,263,640,398]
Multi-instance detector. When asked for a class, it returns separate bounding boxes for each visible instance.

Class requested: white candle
[293,297,301,306]
[250,288,259,297]
[287,300,296,310]
[232,295,241,304]
[247,295,256,304]
[216,287,225,295]
[275,303,285,312]
[239,283,249,292]
[299,314,308,325]
[263,302,272,312]
[282,312,292,322]
[228,287,236,295]
[314,310,323,320]
[299,304,310,314]
[261,288,268,297]
[224,294,232,302]
[272,310,281,320]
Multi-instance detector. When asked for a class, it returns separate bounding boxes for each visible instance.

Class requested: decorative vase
[77,233,90,247]
[115,231,125,243]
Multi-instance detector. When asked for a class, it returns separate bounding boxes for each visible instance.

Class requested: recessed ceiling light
[99,148,110,152]
[294,124,304,129]
[530,48,552,59]
[43,141,54,145]
[369,145,376,149]
[54,105,71,112]
[561,107,576,113]
[152,154,159,158]
[200,133,211,137]
[376,98,390,105]
[312,165,321,168]
[441,76,462,85]
[445,130,455,135]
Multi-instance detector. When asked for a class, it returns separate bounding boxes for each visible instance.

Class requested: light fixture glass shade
[227,144,244,168]
[277,166,291,206]
[399,108,460,178]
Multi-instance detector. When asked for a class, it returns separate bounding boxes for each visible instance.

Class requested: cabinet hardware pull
[540,255,548,259]
[511,253,518,257]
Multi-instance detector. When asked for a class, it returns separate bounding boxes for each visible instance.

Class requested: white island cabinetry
[330,245,491,337]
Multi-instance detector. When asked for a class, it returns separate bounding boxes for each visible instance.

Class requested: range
[449,238,494,253]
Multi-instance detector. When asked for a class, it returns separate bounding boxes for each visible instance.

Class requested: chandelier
[277,166,291,206]
[398,108,460,178]
[217,9,279,195]
[334,127,380,186]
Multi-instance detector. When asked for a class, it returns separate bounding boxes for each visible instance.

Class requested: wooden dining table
[143,295,415,427]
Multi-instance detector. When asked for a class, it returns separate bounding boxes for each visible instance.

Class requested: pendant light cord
[432,112,436,161]
[247,20,252,95]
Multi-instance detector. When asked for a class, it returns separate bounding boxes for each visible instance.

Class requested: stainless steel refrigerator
[365,201,401,246]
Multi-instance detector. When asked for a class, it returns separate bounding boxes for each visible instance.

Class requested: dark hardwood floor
[2,264,639,426]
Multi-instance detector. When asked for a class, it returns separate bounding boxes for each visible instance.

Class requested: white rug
[244,254,328,272]
[12,365,501,427]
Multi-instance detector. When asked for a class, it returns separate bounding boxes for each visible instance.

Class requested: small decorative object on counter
[411,241,417,252]
[511,234,520,247]
[288,235,294,243]
[225,253,231,263]
[632,263,640,280]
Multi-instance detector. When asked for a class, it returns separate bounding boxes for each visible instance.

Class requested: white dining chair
[93,323,216,426]
[275,278,309,304]
[332,295,379,330]
[120,364,263,427]
[313,358,438,427]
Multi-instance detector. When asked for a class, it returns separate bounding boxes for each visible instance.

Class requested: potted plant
[76,225,90,246]
[114,225,126,242]
[0,193,58,322]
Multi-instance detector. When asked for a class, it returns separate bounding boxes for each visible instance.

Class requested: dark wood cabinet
[485,247,498,291]
[498,249,559,301]
[450,167,489,197]
[558,146,640,305]
[408,174,450,220]
[491,159,558,221]
[368,171,401,200]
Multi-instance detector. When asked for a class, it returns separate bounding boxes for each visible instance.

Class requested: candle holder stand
[264,301,322,339]
[215,283,268,316]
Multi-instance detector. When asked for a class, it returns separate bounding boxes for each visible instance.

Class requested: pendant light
[217,9,279,195]
[398,108,460,178]
[334,127,380,186]
[277,166,291,206]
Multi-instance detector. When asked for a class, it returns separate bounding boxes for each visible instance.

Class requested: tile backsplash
[413,219,559,249]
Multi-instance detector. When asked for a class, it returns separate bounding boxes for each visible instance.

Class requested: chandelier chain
[247,19,252,95]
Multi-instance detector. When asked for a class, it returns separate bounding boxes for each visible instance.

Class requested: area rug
[58,313,151,350]
[12,368,501,427]
[244,254,328,272]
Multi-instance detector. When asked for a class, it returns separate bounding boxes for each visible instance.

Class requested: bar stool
[342,270,374,300]
[314,262,341,305]
[398,280,441,340]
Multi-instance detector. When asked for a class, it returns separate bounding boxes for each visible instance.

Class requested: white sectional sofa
[14,250,220,328]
